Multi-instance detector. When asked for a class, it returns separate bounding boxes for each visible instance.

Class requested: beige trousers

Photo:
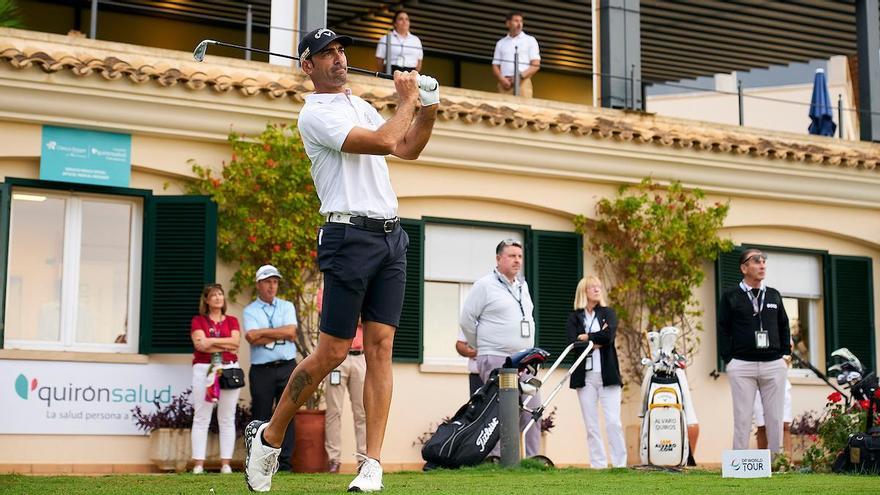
[497,78,533,98]
[727,358,788,452]
[324,353,367,462]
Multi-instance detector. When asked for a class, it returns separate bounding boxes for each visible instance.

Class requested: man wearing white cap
[243,264,299,472]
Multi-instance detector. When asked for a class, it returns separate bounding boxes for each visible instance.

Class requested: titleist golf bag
[421,349,550,469]
[638,327,690,467]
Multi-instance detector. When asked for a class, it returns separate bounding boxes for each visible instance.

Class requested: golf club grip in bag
[421,369,501,468]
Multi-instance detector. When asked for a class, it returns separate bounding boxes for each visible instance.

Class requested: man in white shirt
[243,27,439,493]
[459,238,541,457]
[492,11,541,98]
[375,10,424,73]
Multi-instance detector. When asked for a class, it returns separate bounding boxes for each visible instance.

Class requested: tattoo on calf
[287,370,314,404]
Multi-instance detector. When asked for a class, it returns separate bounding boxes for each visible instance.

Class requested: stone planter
[149,428,245,472]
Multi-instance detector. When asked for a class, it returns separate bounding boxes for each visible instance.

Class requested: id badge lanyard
[740,281,769,349]
[261,303,285,349]
[496,274,530,338]
[582,311,603,371]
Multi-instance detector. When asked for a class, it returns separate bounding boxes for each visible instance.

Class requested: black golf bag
[832,369,880,474]
[421,369,501,468]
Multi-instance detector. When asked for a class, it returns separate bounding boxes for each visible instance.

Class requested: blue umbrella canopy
[808,68,837,137]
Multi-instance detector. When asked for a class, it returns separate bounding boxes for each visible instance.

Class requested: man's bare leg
[261,333,352,447]
[361,321,396,460]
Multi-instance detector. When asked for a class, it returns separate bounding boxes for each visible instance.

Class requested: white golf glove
[418,75,440,106]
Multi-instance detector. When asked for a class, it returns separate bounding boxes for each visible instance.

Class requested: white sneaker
[192,465,204,474]
[220,464,233,474]
[244,420,280,492]
[347,454,383,492]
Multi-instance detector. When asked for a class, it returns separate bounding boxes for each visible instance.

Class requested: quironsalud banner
[0,360,191,435]
[40,126,131,187]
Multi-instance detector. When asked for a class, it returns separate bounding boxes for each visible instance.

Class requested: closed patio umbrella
[808,68,837,136]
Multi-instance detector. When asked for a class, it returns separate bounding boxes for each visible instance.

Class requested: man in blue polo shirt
[244,264,298,472]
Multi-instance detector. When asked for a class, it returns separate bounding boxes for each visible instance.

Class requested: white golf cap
[255,264,282,282]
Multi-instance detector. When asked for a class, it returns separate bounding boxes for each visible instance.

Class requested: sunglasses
[741,254,767,264]
[496,238,523,254]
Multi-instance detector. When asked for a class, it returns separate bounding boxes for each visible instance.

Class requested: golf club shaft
[207,40,393,80]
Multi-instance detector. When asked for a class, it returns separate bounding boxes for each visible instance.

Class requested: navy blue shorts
[317,222,408,339]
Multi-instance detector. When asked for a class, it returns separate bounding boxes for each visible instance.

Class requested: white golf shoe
[244,420,280,492]
[347,454,384,492]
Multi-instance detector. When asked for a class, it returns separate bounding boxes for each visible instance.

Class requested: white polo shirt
[492,32,540,77]
[297,90,398,219]
[375,30,424,68]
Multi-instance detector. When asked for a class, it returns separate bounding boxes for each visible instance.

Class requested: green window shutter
[825,255,875,372]
[0,184,10,348]
[714,247,745,371]
[529,230,583,364]
[395,219,423,363]
[139,196,217,354]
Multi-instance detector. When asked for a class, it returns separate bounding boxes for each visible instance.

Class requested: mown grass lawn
[1,463,877,494]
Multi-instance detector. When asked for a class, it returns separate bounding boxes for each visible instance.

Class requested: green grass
[1,463,877,494]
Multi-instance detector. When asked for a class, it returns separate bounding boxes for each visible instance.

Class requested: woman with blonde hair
[190,284,242,474]
[566,275,626,468]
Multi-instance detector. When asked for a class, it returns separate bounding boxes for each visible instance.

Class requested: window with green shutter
[395,219,423,362]
[529,230,583,365]
[824,255,875,372]
[139,196,217,354]
[716,246,875,375]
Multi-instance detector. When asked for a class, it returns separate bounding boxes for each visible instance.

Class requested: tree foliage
[185,124,325,407]
[0,0,25,28]
[575,179,732,382]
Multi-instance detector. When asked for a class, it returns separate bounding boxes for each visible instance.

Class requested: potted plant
[131,389,252,472]
[186,124,327,472]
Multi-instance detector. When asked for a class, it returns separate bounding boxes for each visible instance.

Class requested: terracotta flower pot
[292,409,328,473]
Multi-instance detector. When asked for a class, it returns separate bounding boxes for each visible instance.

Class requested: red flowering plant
[800,390,868,472]
[185,124,325,408]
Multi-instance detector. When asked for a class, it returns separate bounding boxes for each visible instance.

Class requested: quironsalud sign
[40,125,131,187]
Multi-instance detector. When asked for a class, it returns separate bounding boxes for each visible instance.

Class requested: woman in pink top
[190,284,241,474]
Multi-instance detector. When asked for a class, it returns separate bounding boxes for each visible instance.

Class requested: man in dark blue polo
[244,264,298,472]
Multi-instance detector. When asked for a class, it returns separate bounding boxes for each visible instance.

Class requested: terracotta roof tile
[2,43,880,171]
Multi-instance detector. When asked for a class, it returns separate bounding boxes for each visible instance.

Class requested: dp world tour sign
[0,360,191,435]
[40,125,131,187]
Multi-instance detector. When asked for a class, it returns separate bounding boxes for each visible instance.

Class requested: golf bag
[638,327,689,467]
[421,348,553,468]
[421,369,502,468]
[827,348,880,474]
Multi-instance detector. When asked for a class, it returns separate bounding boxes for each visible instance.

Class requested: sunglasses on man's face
[742,254,767,264]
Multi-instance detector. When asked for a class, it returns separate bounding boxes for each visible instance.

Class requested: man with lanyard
[718,248,791,455]
[243,28,438,493]
[243,265,299,472]
[459,238,541,457]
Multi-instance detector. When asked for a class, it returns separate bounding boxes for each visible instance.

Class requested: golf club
[193,39,438,90]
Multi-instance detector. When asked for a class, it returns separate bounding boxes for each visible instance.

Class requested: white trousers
[727,358,787,452]
[577,373,627,468]
[191,362,241,460]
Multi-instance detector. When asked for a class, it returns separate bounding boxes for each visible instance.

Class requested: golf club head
[659,326,679,355]
[193,40,216,62]
[831,347,864,373]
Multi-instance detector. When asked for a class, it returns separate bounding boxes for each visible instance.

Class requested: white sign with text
[722,449,772,478]
[1,359,191,435]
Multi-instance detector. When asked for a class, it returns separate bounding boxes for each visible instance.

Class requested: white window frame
[4,188,142,353]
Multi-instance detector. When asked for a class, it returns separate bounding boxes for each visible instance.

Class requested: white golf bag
[638,327,689,467]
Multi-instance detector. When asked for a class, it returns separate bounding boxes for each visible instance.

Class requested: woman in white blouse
[375,10,423,72]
